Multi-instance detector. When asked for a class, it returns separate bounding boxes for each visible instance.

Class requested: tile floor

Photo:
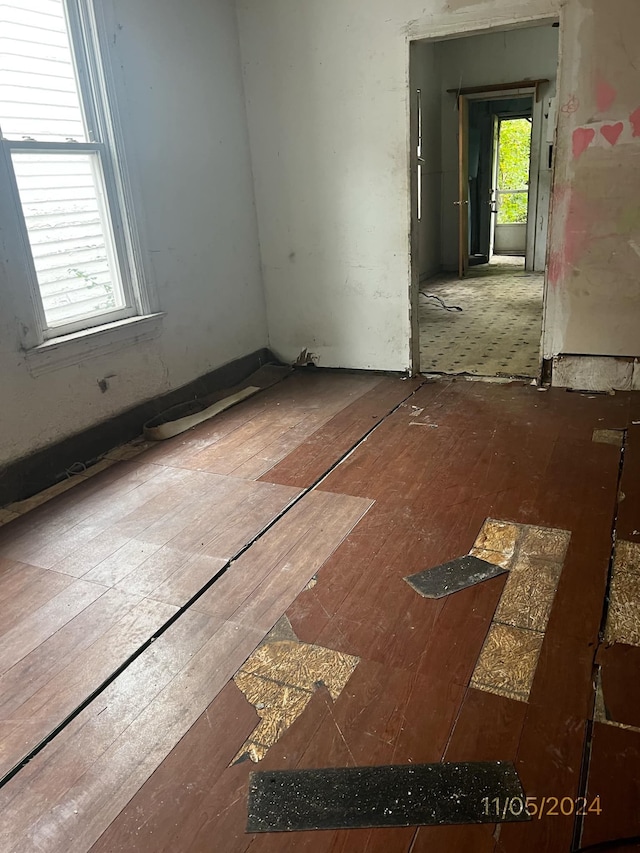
[419,256,544,378]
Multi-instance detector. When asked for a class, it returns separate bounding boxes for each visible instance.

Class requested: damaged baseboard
[551,354,640,393]
[0,347,274,507]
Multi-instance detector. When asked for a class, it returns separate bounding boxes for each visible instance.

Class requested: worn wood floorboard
[0,562,73,636]
[412,825,497,853]
[581,722,640,849]
[0,468,300,787]
[0,488,371,853]
[444,688,528,764]
[145,371,380,480]
[618,424,640,544]
[76,381,634,853]
[191,491,372,623]
[1,377,637,853]
[260,376,425,489]
[597,642,640,728]
[0,461,165,564]
[0,595,177,779]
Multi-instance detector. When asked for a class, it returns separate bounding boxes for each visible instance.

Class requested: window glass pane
[497,191,529,225]
[497,118,531,191]
[0,0,88,141]
[12,151,126,327]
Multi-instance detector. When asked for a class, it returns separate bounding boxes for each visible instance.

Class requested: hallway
[419,257,544,378]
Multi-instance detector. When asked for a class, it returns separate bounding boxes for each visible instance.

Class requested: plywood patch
[471,624,544,703]
[613,540,640,576]
[233,620,358,762]
[519,526,571,561]
[494,556,562,633]
[603,540,640,647]
[469,547,512,569]
[592,428,624,448]
[473,520,520,560]
[469,519,570,702]
[604,571,640,646]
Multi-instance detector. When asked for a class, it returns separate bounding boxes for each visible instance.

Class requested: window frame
[0,0,149,342]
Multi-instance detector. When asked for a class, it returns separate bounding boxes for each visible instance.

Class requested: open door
[457,94,469,278]
[489,114,500,259]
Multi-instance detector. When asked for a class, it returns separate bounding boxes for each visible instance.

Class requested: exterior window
[0,0,143,339]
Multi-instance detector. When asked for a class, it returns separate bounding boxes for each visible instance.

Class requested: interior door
[457,95,469,278]
[489,113,500,259]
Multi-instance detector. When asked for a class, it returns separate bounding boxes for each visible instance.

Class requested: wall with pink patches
[238,0,640,385]
[544,0,640,368]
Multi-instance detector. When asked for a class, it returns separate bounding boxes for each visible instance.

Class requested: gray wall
[0,0,268,467]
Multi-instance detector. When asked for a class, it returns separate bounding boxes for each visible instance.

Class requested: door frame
[461,87,537,271]
[408,14,561,376]
[457,93,470,278]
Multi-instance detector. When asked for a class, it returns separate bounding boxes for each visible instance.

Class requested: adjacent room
[1,1,640,852]
[413,24,559,377]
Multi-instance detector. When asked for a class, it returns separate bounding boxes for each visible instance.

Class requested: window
[0,0,145,341]
[496,117,532,225]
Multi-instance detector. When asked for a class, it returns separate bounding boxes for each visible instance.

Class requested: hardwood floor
[0,370,638,852]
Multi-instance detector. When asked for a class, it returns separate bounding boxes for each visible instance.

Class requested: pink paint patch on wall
[561,94,580,114]
[572,127,595,159]
[547,187,596,287]
[630,107,640,138]
[596,79,617,113]
[601,122,624,146]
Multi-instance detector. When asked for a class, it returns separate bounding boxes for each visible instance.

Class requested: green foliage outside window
[497,118,531,224]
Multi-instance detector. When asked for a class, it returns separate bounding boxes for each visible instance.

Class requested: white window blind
[0,0,138,337]
[0,0,86,141]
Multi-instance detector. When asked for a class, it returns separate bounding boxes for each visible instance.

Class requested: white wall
[0,0,267,468]
[237,0,564,371]
[240,0,640,378]
[434,25,559,269]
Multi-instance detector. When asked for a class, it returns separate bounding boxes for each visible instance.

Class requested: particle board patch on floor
[404,555,507,599]
[604,539,640,646]
[233,616,359,763]
[471,623,544,703]
[469,519,570,702]
[246,762,528,832]
[592,428,624,447]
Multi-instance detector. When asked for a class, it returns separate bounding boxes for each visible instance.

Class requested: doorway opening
[494,113,533,260]
[410,22,560,379]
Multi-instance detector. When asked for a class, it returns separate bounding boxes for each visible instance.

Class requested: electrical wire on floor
[419,291,463,312]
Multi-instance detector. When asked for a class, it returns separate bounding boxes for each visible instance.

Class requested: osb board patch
[469,519,570,702]
[470,623,544,703]
[233,631,358,763]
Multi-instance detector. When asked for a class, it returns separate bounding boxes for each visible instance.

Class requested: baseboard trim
[1,347,274,507]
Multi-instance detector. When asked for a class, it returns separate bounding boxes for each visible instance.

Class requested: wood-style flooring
[0,369,639,853]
